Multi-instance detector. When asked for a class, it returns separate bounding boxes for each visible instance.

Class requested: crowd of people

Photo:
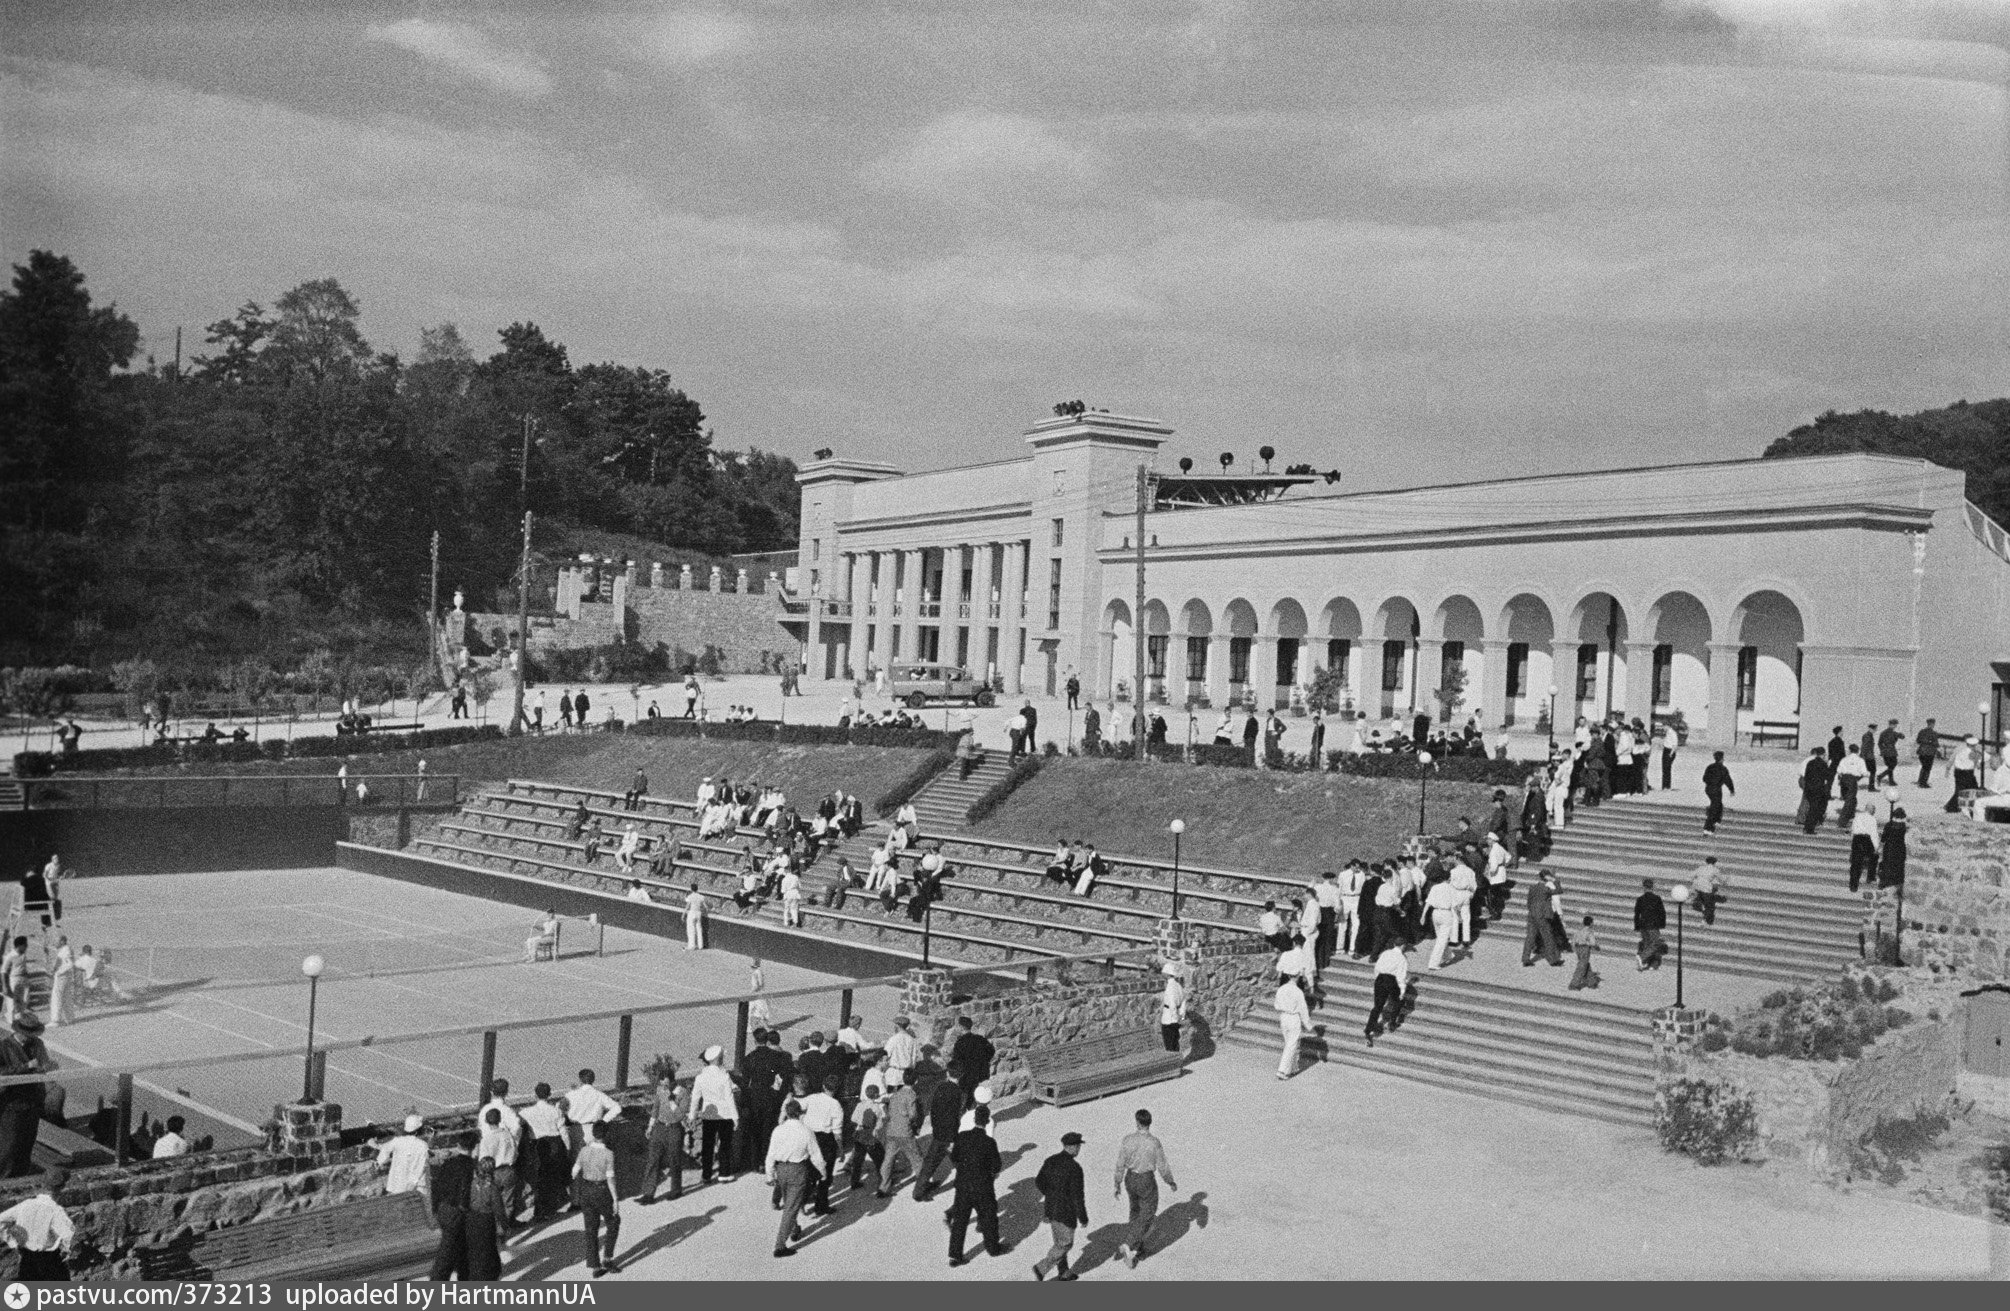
[367,1017,1181,1280]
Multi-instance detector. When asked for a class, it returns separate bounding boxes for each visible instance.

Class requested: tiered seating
[1521,798,1864,983]
[1222,959,1659,1127]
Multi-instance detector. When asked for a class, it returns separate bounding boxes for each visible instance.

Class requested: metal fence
[21,773,461,811]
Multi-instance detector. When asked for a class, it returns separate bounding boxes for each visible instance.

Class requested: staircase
[0,777,24,809]
[1224,958,1658,1127]
[904,753,1016,833]
[1530,799,1864,984]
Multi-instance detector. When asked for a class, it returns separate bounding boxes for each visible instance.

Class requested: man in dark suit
[948,1017,995,1097]
[1031,1131,1089,1281]
[797,1032,833,1100]
[1022,700,1038,743]
[1799,748,1833,835]
[1701,752,1735,832]
[1520,872,1563,966]
[428,1137,476,1281]
[737,1029,794,1175]
[1634,878,1668,971]
[912,1062,966,1202]
[945,1107,1007,1267]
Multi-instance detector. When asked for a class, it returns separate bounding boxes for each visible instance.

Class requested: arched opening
[1565,592,1630,723]
[1432,595,1486,725]
[1732,590,1805,739]
[1372,597,1421,721]
[1497,593,1556,730]
[1179,599,1214,706]
[1268,599,1310,709]
[1102,598,1132,701]
[1318,598,1364,716]
[1223,599,1259,707]
[1647,591,1714,736]
[1142,600,1172,704]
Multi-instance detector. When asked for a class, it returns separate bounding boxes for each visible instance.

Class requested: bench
[135,1190,436,1282]
[1746,720,1800,748]
[1024,1028,1183,1106]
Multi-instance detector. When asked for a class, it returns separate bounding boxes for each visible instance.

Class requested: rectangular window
[1440,640,1464,685]
[1737,646,1758,711]
[1275,640,1298,687]
[1147,634,1168,679]
[1507,642,1528,699]
[1047,558,1062,630]
[809,569,820,594]
[1381,641,1405,693]
[1575,644,1599,703]
[955,627,970,667]
[1652,644,1674,706]
[1052,517,1064,547]
[811,539,820,561]
[1327,638,1351,687]
[1186,636,1209,683]
[1229,637,1252,685]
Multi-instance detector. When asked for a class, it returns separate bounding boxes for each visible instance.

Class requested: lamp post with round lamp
[1667,885,1690,1008]
[1416,751,1433,836]
[1169,819,1186,919]
[300,954,325,1103]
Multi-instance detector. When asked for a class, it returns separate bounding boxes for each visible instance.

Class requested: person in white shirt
[1256,902,1286,948]
[764,1101,826,1258]
[524,912,559,963]
[858,1048,891,1103]
[150,1115,190,1159]
[376,1115,431,1196]
[837,1017,867,1055]
[0,1167,75,1280]
[1335,864,1365,955]
[798,1078,846,1215]
[696,776,716,808]
[616,824,641,873]
[1448,857,1479,945]
[1365,944,1411,1043]
[626,880,653,904]
[1295,896,1320,952]
[1848,805,1882,893]
[1833,747,1872,825]
[684,889,707,950]
[563,1068,623,1154]
[47,937,75,1027]
[1273,978,1313,1080]
[1157,963,1187,1053]
[691,1046,739,1184]
[780,869,804,926]
[882,1015,919,1086]
[1312,874,1342,970]
[1275,936,1315,1000]
[1424,879,1461,971]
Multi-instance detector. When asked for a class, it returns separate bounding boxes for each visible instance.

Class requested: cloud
[863,111,1098,203]
[638,7,755,67]
[363,18,552,99]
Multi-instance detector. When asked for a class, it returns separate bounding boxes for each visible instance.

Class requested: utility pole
[172,327,182,381]
[428,529,441,683]
[1134,464,1149,761]
[510,510,532,735]
[520,415,538,512]
[1604,597,1619,720]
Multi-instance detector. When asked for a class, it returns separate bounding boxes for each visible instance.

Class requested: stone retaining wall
[1867,814,2009,981]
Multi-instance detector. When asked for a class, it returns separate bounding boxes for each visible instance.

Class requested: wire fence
[21,773,460,810]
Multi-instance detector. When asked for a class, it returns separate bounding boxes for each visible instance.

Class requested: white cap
[703,1044,724,1063]
[973,1085,993,1105]
[403,1115,424,1133]
[1162,962,1182,977]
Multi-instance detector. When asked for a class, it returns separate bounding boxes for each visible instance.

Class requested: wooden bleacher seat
[1024,1029,1183,1106]
[134,1190,435,1281]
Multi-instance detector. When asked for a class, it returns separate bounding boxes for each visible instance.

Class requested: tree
[1762,399,2010,529]
[265,278,372,386]
[193,302,272,385]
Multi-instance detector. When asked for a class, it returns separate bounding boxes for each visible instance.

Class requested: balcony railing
[917,601,942,619]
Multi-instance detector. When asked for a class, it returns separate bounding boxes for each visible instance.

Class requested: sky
[3,1,2007,487]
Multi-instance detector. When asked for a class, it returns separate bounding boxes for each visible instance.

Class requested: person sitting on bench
[565,799,589,842]
[1073,844,1106,898]
[615,824,641,874]
[1043,840,1072,886]
[648,835,680,882]
[524,913,559,962]
[581,818,605,865]
[623,768,649,812]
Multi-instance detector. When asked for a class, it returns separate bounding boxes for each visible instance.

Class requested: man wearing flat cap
[1031,1132,1088,1281]
[0,1011,55,1177]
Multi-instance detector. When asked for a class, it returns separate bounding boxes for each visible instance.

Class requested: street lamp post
[300,954,325,1103]
[1668,885,1690,1008]
[1416,751,1433,836]
[921,896,933,967]
[1169,819,1186,919]
[1546,685,1559,754]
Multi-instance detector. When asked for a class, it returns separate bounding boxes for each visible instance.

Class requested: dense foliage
[1698,974,1908,1061]
[1655,1077,1760,1166]
[1762,398,2010,528]
[0,253,798,674]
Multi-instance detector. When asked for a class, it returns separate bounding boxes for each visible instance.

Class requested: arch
[1732,589,1805,724]
[1268,598,1309,639]
[1102,598,1132,631]
[1562,591,1630,719]
[1179,599,1214,636]
[1497,593,1555,645]
[1433,594,1485,644]
[1319,598,1363,640]
[1101,598,1133,700]
[1223,598,1259,637]
[1178,599,1215,702]
[1497,592,1557,728]
[1141,599,1171,635]
[1371,596,1419,641]
[1646,590,1713,733]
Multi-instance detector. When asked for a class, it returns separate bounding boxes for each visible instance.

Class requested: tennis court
[40,867,905,1136]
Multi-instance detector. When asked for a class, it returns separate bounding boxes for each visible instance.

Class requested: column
[901,548,924,662]
[1208,634,1231,709]
[1624,640,1657,724]
[1549,641,1579,729]
[1481,638,1513,731]
[844,554,865,681]
[1254,636,1278,709]
[1705,640,1744,747]
[1100,629,1119,700]
[805,557,822,674]
[1168,628,1189,705]
[1415,638,1443,720]
[970,541,995,684]
[1003,541,1028,694]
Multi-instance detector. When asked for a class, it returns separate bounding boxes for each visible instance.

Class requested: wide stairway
[1221,957,1659,1127]
[1521,797,1864,984]
[903,752,1016,831]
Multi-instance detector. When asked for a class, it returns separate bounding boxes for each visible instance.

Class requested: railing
[986,601,1001,620]
[918,600,942,619]
[779,598,810,615]
[822,599,853,618]
[956,602,971,620]
[22,773,461,811]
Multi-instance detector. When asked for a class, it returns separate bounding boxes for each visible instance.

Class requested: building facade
[796,411,2010,747]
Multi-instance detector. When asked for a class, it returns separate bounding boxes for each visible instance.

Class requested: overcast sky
[3,1,2006,486]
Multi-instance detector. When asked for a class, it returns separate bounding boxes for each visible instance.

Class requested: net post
[479,1030,497,1102]
[615,1015,633,1090]
[115,1074,133,1165]
[839,988,853,1031]
[734,1000,750,1065]
[594,914,604,957]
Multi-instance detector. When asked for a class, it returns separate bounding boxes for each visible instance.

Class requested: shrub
[1325,750,1535,786]
[965,755,1045,824]
[1656,1077,1759,1166]
[1725,977,1910,1060]
[1848,1106,1951,1185]
[873,748,956,817]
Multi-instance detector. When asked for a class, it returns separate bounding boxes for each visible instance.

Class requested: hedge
[13,725,504,778]
[626,718,955,750]
[964,755,1045,824]
[1324,750,1536,786]
[874,748,956,818]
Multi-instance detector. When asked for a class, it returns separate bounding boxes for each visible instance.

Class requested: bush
[873,748,955,817]
[1725,976,1910,1060]
[1849,1106,1951,1185]
[1325,750,1535,786]
[1656,1077,1760,1165]
[13,724,503,777]
[965,755,1045,824]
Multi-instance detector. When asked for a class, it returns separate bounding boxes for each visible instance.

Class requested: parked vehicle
[889,662,994,709]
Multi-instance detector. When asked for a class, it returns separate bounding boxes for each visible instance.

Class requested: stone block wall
[623,584,800,674]
[1865,814,2010,982]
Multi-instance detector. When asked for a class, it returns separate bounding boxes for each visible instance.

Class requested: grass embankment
[73,733,933,806]
[967,756,1501,874]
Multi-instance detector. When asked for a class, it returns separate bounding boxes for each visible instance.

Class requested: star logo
[5,1282,30,1308]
